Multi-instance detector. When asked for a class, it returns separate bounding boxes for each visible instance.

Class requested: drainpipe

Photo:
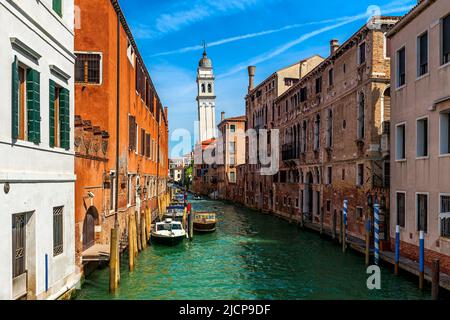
[114,11,121,228]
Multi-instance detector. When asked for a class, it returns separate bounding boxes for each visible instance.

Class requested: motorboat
[164,204,185,222]
[193,212,217,233]
[151,219,186,246]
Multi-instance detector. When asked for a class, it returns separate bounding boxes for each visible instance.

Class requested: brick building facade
[74,0,169,270]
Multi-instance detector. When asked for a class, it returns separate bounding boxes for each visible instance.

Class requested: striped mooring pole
[343,200,348,253]
[395,225,400,275]
[374,202,380,266]
[419,230,425,290]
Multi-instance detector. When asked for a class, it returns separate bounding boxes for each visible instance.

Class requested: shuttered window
[140,129,145,156]
[12,56,20,139]
[26,68,41,144]
[128,115,137,151]
[441,195,450,238]
[52,0,62,17]
[53,206,64,256]
[59,88,70,150]
[49,80,63,148]
[145,133,151,158]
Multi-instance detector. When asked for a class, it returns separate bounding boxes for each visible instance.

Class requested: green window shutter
[26,68,41,144]
[60,88,70,150]
[11,56,19,139]
[49,80,56,148]
[53,0,62,17]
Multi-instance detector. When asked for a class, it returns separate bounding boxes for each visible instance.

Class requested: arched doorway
[83,206,99,251]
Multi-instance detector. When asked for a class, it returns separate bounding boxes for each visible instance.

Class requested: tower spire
[202,40,207,56]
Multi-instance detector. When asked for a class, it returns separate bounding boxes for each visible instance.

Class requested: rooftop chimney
[221,111,225,122]
[330,39,339,55]
[248,66,256,93]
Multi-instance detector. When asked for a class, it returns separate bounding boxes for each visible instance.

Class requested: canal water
[75,196,430,300]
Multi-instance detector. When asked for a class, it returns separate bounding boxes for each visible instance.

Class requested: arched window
[201,83,206,93]
[358,92,365,139]
[208,83,212,93]
[302,120,308,153]
[327,109,333,148]
[314,114,321,151]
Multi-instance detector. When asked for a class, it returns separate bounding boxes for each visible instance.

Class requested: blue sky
[120,0,415,157]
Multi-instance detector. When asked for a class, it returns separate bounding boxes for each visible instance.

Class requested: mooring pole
[109,228,119,293]
[128,214,134,272]
[394,225,400,275]
[365,217,371,266]
[342,200,348,253]
[419,230,425,290]
[432,259,440,300]
[374,202,380,266]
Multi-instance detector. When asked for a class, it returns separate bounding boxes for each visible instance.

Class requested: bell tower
[196,43,216,142]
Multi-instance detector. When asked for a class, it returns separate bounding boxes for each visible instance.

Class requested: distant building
[244,55,324,210]
[387,0,450,274]
[192,138,218,198]
[217,113,246,201]
[0,0,79,299]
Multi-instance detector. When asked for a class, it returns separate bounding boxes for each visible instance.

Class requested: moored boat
[193,212,217,233]
[151,219,186,246]
[164,204,185,222]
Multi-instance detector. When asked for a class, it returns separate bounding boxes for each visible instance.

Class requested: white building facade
[197,49,216,142]
[0,0,79,299]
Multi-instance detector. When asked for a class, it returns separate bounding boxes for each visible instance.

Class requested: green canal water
[75,196,430,300]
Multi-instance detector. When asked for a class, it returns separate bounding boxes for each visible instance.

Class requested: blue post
[45,254,48,292]
[395,225,400,275]
[419,230,425,289]
[343,200,348,253]
[374,203,380,266]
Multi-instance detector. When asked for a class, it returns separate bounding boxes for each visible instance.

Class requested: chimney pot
[248,66,256,93]
[221,111,225,122]
[330,39,339,55]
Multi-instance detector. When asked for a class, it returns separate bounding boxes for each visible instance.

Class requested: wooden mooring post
[133,213,138,257]
[394,225,400,275]
[332,211,336,240]
[109,228,119,293]
[141,214,147,249]
[365,218,371,266]
[136,212,142,252]
[432,259,440,300]
[128,215,134,272]
[419,231,425,290]
[342,201,348,253]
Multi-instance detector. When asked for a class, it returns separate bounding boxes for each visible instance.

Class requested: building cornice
[386,0,435,38]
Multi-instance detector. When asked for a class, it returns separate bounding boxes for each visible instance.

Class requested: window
[440,195,450,238]
[417,194,428,232]
[230,125,236,133]
[75,53,101,84]
[326,166,332,185]
[396,123,406,160]
[110,173,116,211]
[49,81,70,150]
[11,58,41,144]
[397,192,406,228]
[127,174,133,206]
[440,110,450,155]
[326,200,331,211]
[397,47,406,87]
[357,163,364,186]
[145,134,151,158]
[229,172,236,183]
[357,93,365,140]
[52,0,62,17]
[315,77,322,94]
[314,114,320,151]
[53,206,64,256]
[416,117,428,157]
[128,115,137,151]
[127,40,135,66]
[302,120,307,152]
[208,83,212,93]
[384,33,391,59]
[140,128,145,156]
[356,207,363,223]
[417,32,428,76]
[300,87,307,102]
[359,42,366,64]
[442,15,450,65]
[327,109,333,148]
[328,68,334,86]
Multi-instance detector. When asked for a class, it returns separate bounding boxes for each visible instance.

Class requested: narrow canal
[75,196,430,300]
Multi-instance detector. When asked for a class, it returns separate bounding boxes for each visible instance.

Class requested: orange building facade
[73,0,169,270]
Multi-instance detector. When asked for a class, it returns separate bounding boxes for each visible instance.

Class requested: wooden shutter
[53,0,62,17]
[145,134,150,158]
[60,88,70,150]
[49,80,56,148]
[444,16,450,57]
[12,56,19,139]
[129,115,136,151]
[26,68,40,144]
